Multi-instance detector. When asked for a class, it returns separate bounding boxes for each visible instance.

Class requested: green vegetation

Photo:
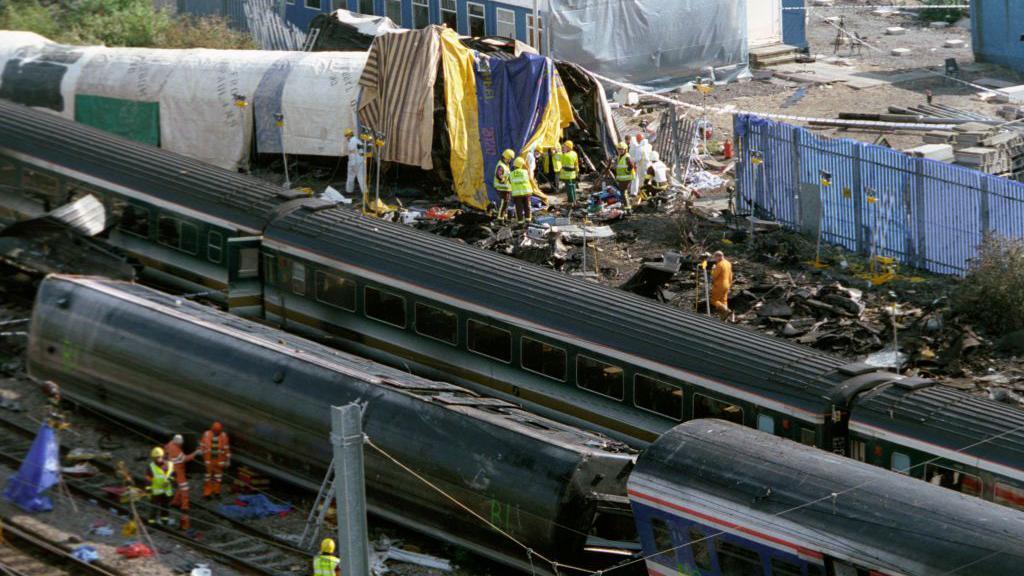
[951,236,1024,336]
[0,0,256,49]
[918,0,966,23]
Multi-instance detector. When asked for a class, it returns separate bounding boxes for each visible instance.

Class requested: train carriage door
[227,236,263,318]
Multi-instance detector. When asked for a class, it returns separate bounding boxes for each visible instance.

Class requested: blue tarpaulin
[475,53,552,206]
[218,493,292,520]
[3,423,60,512]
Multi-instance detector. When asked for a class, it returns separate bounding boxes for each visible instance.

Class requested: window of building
[291,261,307,295]
[650,517,675,565]
[441,0,457,29]
[756,414,775,434]
[688,527,712,571]
[315,271,357,311]
[891,451,911,474]
[715,539,761,576]
[385,0,402,25]
[800,427,816,447]
[521,337,566,381]
[365,286,407,327]
[849,439,866,462]
[693,394,743,425]
[415,303,457,345]
[467,2,485,36]
[995,483,1024,511]
[527,13,543,50]
[207,231,223,263]
[496,7,515,39]
[238,248,259,278]
[412,0,429,27]
[359,0,374,14]
[770,557,803,576]
[305,0,321,9]
[119,205,150,237]
[634,375,682,419]
[0,158,17,186]
[467,319,511,362]
[925,463,982,497]
[577,355,623,400]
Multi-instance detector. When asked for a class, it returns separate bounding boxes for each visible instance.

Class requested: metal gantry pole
[331,404,369,576]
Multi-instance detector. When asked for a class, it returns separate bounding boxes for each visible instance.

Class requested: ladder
[298,459,335,550]
[301,27,321,52]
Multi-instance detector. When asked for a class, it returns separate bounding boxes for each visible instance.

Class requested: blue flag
[3,423,60,512]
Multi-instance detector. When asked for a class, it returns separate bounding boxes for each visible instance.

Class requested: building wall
[971,0,1024,73]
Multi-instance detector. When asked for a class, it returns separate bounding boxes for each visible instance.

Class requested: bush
[951,236,1024,335]
[0,0,255,49]
[918,0,965,23]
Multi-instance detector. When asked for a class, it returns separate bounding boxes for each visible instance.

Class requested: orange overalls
[200,428,230,497]
[711,258,734,317]
[164,440,195,528]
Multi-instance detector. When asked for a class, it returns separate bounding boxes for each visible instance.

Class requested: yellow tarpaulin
[440,29,489,210]
[522,65,574,157]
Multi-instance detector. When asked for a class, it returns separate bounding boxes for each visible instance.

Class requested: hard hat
[375,139,385,148]
[501,149,515,160]
[359,133,372,141]
[650,151,660,162]
[321,538,336,554]
[172,434,184,445]
[150,446,165,459]
[617,141,627,151]
[211,421,223,434]
[564,140,574,150]
[513,157,525,168]
[344,128,354,137]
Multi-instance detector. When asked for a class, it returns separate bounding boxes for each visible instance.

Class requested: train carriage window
[180,222,198,254]
[22,169,60,208]
[634,375,682,420]
[995,483,1024,511]
[207,231,223,263]
[849,439,866,462]
[890,451,911,475]
[807,564,824,576]
[693,394,743,425]
[522,337,566,381]
[757,414,775,434]
[688,527,713,571]
[365,286,407,328]
[262,254,277,283]
[291,261,307,295]
[468,320,512,363]
[925,463,982,497]
[649,517,676,565]
[119,205,150,237]
[715,539,761,576]
[800,427,816,447]
[238,248,259,278]
[315,271,356,311]
[770,557,803,576]
[577,355,624,400]
[157,216,197,254]
[0,158,17,186]
[415,303,457,345]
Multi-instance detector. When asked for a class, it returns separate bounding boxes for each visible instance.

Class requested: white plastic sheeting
[0,32,366,170]
[548,0,750,89]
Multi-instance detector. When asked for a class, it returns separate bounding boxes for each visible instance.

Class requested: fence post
[791,128,803,227]
[851,144,864,254]
[914,160,928,270]
[979,173,990,239]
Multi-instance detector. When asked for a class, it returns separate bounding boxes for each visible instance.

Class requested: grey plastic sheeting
[548,0,750,89]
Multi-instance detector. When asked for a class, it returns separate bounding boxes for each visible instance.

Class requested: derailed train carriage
[2,100,1024,513]
[26,274,638,574]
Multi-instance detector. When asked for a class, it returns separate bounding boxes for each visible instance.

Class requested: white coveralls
[345,136,367,194]
[629,136,651,197]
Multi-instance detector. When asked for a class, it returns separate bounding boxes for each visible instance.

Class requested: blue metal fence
[734,114,1024,276]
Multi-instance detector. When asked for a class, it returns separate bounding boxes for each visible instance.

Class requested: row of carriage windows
[119,205,224,264]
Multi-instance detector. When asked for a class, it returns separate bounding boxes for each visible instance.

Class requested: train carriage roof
[630,419,1024,575]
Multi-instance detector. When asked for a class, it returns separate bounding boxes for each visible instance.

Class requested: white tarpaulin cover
[0,31,366,170]
[548,0,749,88]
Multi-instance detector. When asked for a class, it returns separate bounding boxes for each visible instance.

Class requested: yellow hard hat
[359,133,372,141]
[564,140,574,150]
[513,157,525,168]
[502,149,515,160]
[375,139,385,148]
[150,446,164,459]
[321,538,336,554]
[616,141,627,151]
[344,128,354,137]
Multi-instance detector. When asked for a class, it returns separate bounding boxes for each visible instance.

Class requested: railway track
[0,412,314,576]
[0,516,124,576]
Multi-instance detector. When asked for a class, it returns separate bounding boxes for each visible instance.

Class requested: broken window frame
[118,203,151,238]
[207,231,224,264]
[576,354,624,401]
[467,319,512,363]
[315,270,357,312]
[633,374,682,420]
[521,336,567,382]
[467,2,486,36]
[649,516,676,566]
[365,286,407,328]
[925,462,983,497]
[692,393,744,425]
[688,526,713,571]
[415,302,458,346]
[441,0,457,30]
[495,7,516,39]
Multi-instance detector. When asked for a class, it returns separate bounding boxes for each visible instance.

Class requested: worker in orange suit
[199,422,231,498]
[164,434,198,529]
[709,251,734,320]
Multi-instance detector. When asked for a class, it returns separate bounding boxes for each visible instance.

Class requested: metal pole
[331,404,369,576]
[374,133,384,212]
[276,113,291,189]
[545,0,552,56]
[703,267,711,316]
[532,0,539,49]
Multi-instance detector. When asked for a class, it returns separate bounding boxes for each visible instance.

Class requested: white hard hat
[172,434,184,445]
[650,151,660,162]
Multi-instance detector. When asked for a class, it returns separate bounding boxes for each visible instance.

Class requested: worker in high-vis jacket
[645,150,670,195]
[510,156,532,225]
[164,434,198,529]
[710,251,734,320]
[494,149,514,222]
[200,421,231,498]
[146,446,174,526]
[559,141,579,207]
[313,538,341,575]
[614,141,635,210]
